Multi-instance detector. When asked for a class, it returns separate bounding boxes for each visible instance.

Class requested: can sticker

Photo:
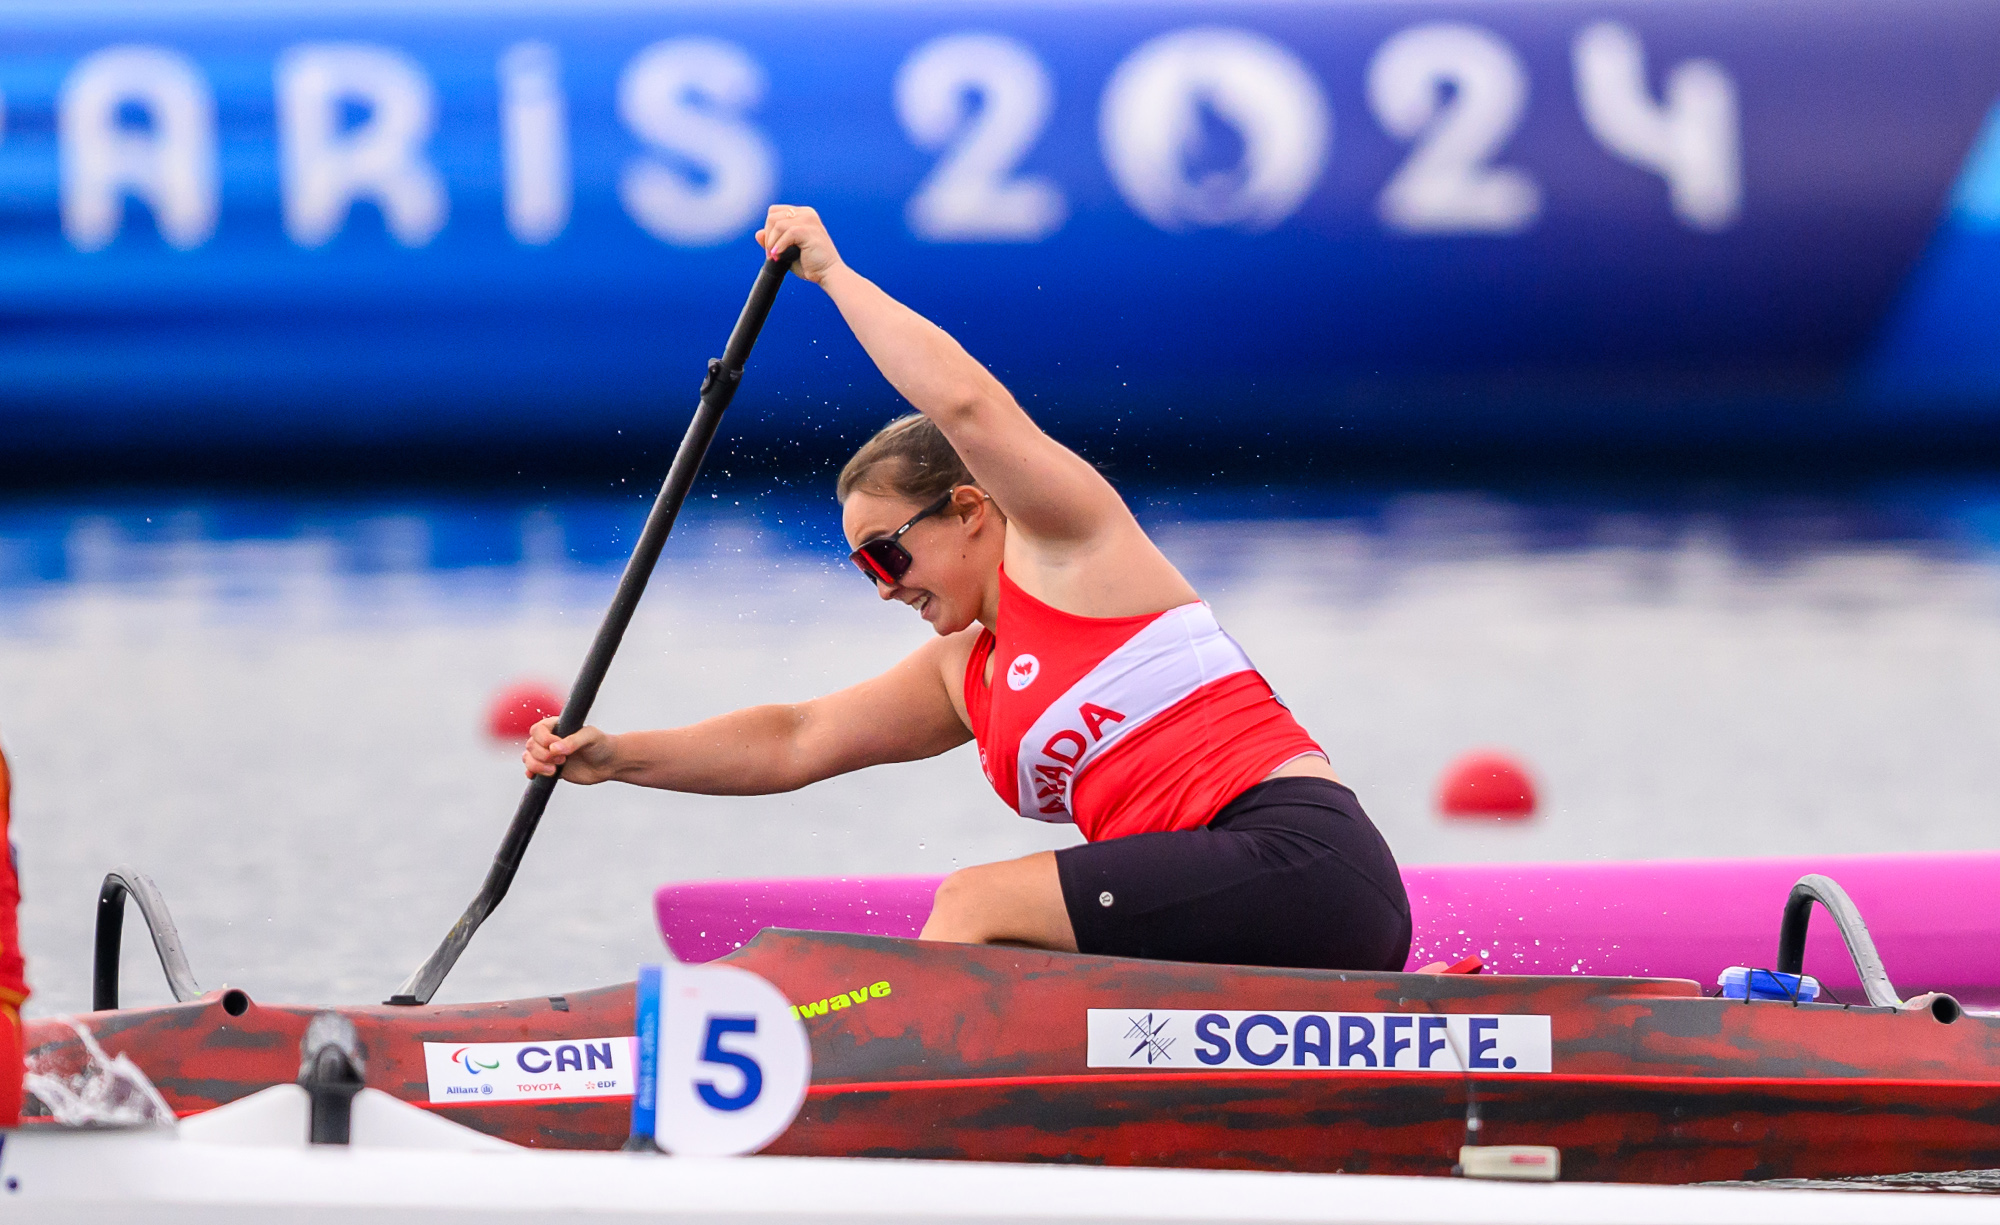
[422,1036,636,1105]
[1086,1010,1552,1073]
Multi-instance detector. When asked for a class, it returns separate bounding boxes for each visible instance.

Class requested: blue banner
[2,0,1998,458]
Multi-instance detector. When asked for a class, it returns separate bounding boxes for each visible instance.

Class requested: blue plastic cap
[1719,965,1821,1002]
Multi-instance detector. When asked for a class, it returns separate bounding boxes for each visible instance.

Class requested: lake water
[7,479,2000,1017]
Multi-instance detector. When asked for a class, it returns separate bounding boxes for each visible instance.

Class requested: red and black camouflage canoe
[22,928,2000,1184]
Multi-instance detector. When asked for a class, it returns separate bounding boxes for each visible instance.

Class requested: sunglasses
[849,491,955,586]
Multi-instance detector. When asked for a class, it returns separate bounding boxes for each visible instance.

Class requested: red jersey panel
[963,568,1323,842]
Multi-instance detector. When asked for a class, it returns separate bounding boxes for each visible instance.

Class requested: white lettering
[59,46,218,252]
[617,38,774,247]
[276,43,448,248]
[499,40,571,245]
[1368,23,1539,235]
[1573,21,1741,232]
[1010,604,1253,823]
[896,33,1065,242]
[1099,27,1329,233]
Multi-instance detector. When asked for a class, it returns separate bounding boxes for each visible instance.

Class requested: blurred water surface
[6,480,2000,1016]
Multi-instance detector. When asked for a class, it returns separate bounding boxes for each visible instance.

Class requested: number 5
[696,1015,764,1112]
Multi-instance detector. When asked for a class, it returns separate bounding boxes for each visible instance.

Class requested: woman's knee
[921,855,1074,950]
[924,865,992,937]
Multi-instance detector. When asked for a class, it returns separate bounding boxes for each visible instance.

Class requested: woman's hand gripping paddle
[388,248,801,1006]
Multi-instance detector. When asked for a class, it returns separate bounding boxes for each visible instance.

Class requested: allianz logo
[791,980,892,1018]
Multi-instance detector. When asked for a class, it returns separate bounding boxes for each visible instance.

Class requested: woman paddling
[527,205,1410,971]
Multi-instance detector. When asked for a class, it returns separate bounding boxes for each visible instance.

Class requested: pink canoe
[656,851,2000,1009]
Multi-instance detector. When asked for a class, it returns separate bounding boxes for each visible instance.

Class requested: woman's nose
[876,578,897,600]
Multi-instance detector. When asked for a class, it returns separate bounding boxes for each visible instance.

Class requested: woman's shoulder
[904,623,993,729]
[1000,521,1199,620]
[910,622,990,681]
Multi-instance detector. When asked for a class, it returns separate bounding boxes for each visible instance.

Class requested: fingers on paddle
[759,204,819,261]
[522,716,567,777]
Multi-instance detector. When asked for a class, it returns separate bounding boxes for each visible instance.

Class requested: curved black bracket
[94,866,202,1011]
[1775,873,1902,1009]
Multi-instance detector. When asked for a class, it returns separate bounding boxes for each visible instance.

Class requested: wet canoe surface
[24,929,2000,1182]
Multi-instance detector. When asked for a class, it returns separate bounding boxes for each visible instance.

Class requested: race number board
[629,961,811,1156]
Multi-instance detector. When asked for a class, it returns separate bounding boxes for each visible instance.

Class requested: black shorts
[1054,777,1411,972]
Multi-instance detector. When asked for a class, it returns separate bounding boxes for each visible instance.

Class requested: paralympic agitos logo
[452,1047,502,1076]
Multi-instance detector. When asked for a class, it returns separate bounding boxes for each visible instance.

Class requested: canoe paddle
[387,247,801,1006]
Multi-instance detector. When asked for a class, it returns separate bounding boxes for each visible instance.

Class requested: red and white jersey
[963,568,1324,843]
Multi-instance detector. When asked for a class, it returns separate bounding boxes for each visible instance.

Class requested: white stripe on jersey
[1013,602,1253,823]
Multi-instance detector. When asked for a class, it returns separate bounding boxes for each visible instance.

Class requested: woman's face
[842,487,1000,635]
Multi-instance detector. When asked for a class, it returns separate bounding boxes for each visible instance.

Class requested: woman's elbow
[923,374,1018,427]
[920,391,984,430]
[764,764,815,795]
[766,707,823,792]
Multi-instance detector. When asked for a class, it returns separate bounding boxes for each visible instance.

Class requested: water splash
[22,1015,175,1129]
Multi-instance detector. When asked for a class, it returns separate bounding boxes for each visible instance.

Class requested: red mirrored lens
[851,540,909,585]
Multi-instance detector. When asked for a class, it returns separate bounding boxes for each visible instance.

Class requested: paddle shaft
[388,249,800,1006]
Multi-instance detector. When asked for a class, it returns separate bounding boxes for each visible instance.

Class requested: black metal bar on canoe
[1775,872,1903,1009]
[94,866,202,1011]
[387,248,801,1007]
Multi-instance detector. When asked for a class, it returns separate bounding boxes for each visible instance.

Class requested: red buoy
[1437,751,1538,819]
[486,681,563,742]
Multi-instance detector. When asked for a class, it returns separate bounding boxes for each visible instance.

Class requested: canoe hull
[787,1074,2000,1183]
[24,929,2000,1182]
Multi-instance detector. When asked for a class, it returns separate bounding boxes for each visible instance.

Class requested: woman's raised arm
[756,205,1127,550]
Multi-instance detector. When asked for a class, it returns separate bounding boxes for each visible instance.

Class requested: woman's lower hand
[756,204,843,284]
[523,717,618,783]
